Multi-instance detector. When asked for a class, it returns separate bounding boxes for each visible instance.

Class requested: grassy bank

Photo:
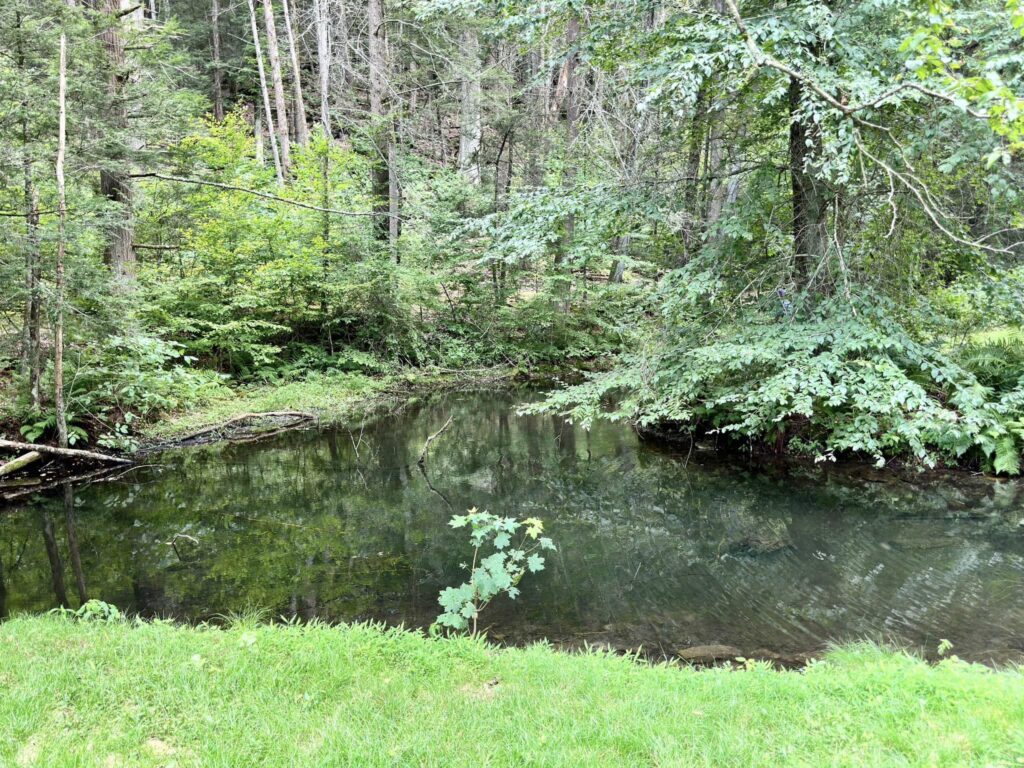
[138,371,390,442]
[1,617,1022,766]
[138,367,517,444]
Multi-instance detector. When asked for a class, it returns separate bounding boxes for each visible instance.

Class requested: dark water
[2,390,1024,663]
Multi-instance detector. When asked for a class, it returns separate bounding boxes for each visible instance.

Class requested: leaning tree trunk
[281,0,309,145]
[458,28,482,184]
[367,0,392,243]
[248,0,284,182]
[98,0,138,285]
[788,76,830,292]
[262,0,292,174]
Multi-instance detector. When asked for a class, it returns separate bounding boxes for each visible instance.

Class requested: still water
[2,390,1023,662]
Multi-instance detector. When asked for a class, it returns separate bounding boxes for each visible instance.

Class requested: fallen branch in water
[0,451,43,477]
[174,411,315,444]
[418,414,454,465]
[1,465,131,502]
[0,440,133,465]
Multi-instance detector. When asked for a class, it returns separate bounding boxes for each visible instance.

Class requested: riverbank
[139,368,523,447]
[1,616,1021,767]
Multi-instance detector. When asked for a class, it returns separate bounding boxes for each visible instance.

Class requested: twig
[131,173,384,217]
[417,414,454,465]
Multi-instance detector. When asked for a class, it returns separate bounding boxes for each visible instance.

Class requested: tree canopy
[1,0,1022,471]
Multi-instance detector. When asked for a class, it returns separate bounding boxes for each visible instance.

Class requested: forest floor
[1,616,1021,767]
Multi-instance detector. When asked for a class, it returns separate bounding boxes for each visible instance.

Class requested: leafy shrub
[435,509,556,634]
[535,285,1024,474]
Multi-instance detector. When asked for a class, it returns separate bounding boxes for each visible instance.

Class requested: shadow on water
[2,388,1024,664]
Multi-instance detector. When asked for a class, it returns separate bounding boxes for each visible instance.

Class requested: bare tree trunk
[55,29,69,449]
[22,141,42,410]
[367,0,391,243]
[248,0,284,182]
[314,0,332,135]
[18,11,42,410]
[458,28,482,184]
[388,138,401,247]
[262,0,292,173]
[98,0,137,285]
[788,76,830,291]
[211,0,225,120]
[281,0,309,145]
[556,16,580,297]
[255,104,266,164]
[682,82,709,259]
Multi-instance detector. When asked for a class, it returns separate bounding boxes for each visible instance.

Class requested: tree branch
[130,173,384,217]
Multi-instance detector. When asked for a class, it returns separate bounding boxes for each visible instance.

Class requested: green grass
[1,617,1022,767]
[140,371,391,441]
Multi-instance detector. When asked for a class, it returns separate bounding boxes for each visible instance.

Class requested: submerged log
[0,439,133,465]
[0,451,43,477]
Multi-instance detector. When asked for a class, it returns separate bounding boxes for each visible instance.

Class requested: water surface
[2,390,1023,663]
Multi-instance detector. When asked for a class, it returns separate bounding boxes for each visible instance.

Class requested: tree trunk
[248,0,284,182]
[314,0,332,135]
[388,138,401,247]
[262,0,292,173]
[98,0,137,285]
[255,104,266,165]
[788,76,830,291]
[682,82,709,259]
[22,118,42,412]
[15,13,42,410]
[211,0,225,120]
[281,0,309,145]
[458,28,482,184]
[556,17,580,297]
[367,0,391,243]
[55,29,69,449]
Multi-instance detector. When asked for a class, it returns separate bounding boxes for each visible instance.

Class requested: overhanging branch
[130,173,383,218]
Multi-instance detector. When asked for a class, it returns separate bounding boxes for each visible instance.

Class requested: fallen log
[175,411,315,443]
[0,451,43,477]
[0,439,133,465]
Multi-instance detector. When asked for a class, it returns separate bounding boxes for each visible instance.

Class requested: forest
[1,0,1024,472]
[4,3,1024,763]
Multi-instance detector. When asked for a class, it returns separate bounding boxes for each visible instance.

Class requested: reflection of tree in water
[2,390,1023,661]
[0,545,6,620]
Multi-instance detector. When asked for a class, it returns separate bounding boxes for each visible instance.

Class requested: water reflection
[2,389,1023,663]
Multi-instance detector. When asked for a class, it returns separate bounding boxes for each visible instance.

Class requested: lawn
[1,616,1022,766]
